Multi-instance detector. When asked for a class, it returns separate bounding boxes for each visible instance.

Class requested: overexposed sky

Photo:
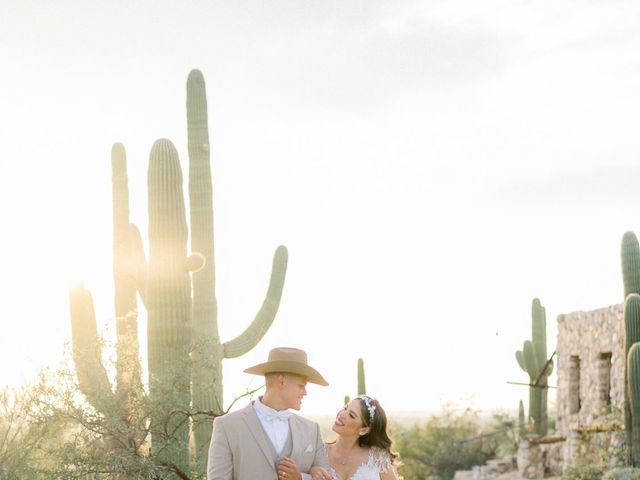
[2,0,640,415]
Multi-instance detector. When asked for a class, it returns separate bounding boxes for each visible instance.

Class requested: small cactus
[515,298,553,436]
[357,358,366,396]
[518,400,526,438]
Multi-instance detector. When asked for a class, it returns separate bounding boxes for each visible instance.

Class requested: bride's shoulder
[369,447,393,472]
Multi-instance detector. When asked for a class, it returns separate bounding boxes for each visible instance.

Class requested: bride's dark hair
[356,396,398,462]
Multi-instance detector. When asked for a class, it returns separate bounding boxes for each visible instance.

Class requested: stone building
[515,303,626,478]
[466,304,627,479]
[556,304,625,428]
[555,303,625,460]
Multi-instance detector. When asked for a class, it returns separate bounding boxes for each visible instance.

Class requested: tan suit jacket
[207,402,330,480]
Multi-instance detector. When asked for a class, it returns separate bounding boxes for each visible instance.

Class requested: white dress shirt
[253,397,312,480]
[253,397,291,455]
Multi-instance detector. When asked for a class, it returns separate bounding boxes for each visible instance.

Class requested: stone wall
[453,456,517,480]
[555,303,624,462]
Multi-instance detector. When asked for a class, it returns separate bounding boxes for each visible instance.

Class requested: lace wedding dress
[329,447,394,480]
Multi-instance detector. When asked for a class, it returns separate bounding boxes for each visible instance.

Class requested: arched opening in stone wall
[598,352,612,411]
[569,355,581,414]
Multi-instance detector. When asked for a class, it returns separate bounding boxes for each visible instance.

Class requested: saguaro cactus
[70,145,147,436]
[516,298,553,436]
[186,69,288,471]
[357,358,366,396]
[518,400,526,439]
[146,139,196,471]
[625,294,640,464]
[187,69,289,472]
[70,70,288,477]
[621,232,640,464]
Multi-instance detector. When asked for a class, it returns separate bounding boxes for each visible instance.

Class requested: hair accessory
[358,395,376,422]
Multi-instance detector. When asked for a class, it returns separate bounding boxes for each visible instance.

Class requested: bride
[312,396,399,480]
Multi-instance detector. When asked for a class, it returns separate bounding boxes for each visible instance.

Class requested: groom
[207,347,332,480]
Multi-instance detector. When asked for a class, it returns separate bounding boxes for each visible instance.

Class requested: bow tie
[264,409,291,423]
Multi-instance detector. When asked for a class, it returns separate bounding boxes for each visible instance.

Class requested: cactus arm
[112,144,148,307]
[128,223,148,307]
[69,284,115,413]
[516,350,526,372]
[223,246,288,359]
[623,231,640,299]
[531,299,547,371]
[522,340,539,380]
[185,253,206,272]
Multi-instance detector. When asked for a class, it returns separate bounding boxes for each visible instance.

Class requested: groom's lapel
[289,414,305,461]
[241,403,277,467]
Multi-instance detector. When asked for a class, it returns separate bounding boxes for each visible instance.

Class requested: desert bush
[603,467,640,480]
[561,463,603,480]
[0,344,260,479]
[560,429,626,480]
[394,405,517,480]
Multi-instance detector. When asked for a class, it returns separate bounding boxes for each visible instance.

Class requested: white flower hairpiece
[358,395,376,422]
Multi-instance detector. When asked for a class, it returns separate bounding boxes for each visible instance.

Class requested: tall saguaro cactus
[516,298,553,436]
[146,139,196,471]
[621,232,640,465]
[186,69,289,472]
[70,69,289,477]
[624,294,640,465]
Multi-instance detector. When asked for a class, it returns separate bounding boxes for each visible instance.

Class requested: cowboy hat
[244,347,329,386]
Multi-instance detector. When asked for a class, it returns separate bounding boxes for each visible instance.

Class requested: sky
[2,0,640,417]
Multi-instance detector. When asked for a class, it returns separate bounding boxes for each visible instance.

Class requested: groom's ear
[275,373,287,387]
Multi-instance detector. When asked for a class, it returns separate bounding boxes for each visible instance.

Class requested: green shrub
[561,463,603,480]
[394,405,517,480]
[603,467,640,480]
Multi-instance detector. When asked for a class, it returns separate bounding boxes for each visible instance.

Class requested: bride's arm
[380,469,399,480]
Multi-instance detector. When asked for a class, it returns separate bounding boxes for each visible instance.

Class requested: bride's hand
[310,466,332,480]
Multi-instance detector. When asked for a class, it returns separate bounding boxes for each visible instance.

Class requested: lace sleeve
[372,448,393,474]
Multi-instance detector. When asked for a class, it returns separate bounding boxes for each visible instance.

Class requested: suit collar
[288,413,304,460]
[241,402,277,469]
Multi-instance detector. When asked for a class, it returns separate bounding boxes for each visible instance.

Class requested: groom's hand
[277,457,302,480]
